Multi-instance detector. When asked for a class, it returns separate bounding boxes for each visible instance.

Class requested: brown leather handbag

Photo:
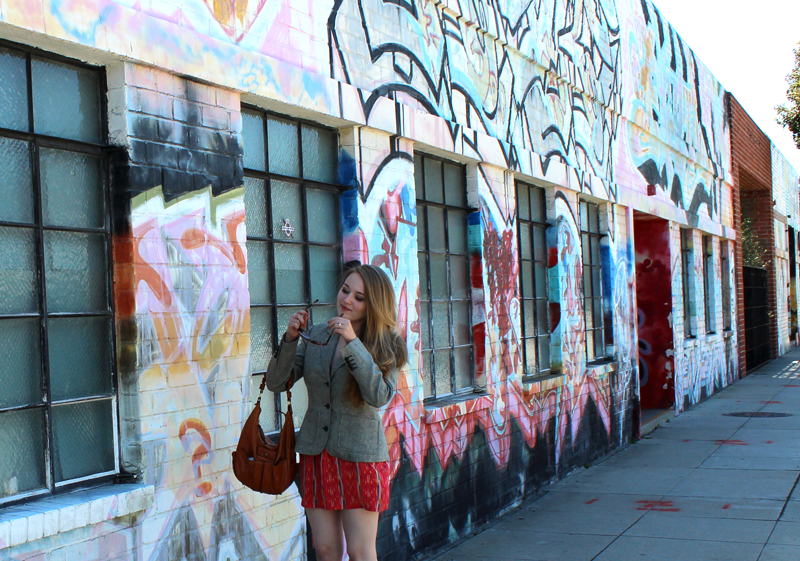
[232,375,298,494]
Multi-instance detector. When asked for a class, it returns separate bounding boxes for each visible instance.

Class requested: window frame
[415,153,473,401]
[579,199,607,363]
[241,105,343,431]
[681,228,696,338]
[0,41,118,507]
[516,181,551,379]
[703,234,715,334]
[721,239,732,332]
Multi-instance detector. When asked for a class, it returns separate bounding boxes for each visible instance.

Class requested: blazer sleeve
[340,338,398,408]
[265,333,306,392]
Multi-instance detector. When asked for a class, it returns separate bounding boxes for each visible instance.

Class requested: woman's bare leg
[305,508,344,561]
[341,509,380,561]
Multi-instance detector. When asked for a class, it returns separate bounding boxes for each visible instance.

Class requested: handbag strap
[255,373,293,407]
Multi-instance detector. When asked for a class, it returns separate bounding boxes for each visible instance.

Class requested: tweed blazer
[265,323,399,463]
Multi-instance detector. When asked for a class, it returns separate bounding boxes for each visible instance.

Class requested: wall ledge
[0,484,154,549]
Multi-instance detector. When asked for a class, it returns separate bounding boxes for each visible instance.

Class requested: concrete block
[42,508,59,538]
[26,513,44,542]
[8,516,27,547]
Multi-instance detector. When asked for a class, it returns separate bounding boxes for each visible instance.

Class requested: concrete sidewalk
[432,350,800,561]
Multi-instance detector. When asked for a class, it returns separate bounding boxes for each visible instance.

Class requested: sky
[649,0,800,176]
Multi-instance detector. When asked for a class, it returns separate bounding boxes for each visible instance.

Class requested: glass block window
[703,235,715,333]
[416,153,472,399]
[681,229,695,338]
[721,240,732,331]
[580,200,605,362]
[0,44,115,505]
[242,107,340,431]
[517,182,550,377]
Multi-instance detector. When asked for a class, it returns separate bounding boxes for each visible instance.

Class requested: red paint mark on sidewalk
[585,498,598,504]
[636,500,680,512]
[785,385,800,387]
[683,439,691,442]
[761,400,782,404]
[766,441,773,444]
[713,439,748,446]
[722,504,731,510]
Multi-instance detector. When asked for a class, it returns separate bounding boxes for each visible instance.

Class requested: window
[0,44,115,505]
[242,107,341,431]
[681,229,695,338]
[580,200,605,362]
[415,154,472,399]
[721,240,732,331]
[517,182,550,377]
[703,235,715,333]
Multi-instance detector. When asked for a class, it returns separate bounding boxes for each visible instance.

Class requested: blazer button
[325,403,330,409]
[324,382,329,387]
[323,426,329,432]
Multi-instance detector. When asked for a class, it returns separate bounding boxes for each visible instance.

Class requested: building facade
[0,0,794,560]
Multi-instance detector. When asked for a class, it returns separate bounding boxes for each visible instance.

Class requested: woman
[266,263,407,561]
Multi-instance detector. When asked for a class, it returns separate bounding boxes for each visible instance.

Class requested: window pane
[595,328,605,358]
[583,267,592,299]
[311,304,337,324]
[419,301,430,350]
[537,299,549,335]
[538,336,551,372]
[40,148,103,229]
[443,162,465,207]
[517,186,530,221]
[251,375,277,432]
[454,347,471,390]
[418,253,429,300]
[277,307,298,341]
[52,399,115,483]
[49,317,112,401]
[302,125,337,183]
[44,231,107,313]
[0,226,38,314]
[242,110,266,171]
[585,297,594,327]
[274,243,305,303]
[244,177,268,238]
[0,318,41,409]
[432,302,450,348]
[525,338,537,375]
[417,206,427,250]
[589,206,599,232]
[422,351,433,397]
[594,299,603,330]
[521,261,534,299]
[423,158,443,203]
[519,224,531,260]
[592,268,602,299]
[247,240,271,306]
[533,226,547,262]
[0,408,46,499]
[0,47,29,132]
[591,237,600,264]
[586,329,594,360]
[307,188,338,244]
[582,234,590,264]
[0,137,34,223]
[531,188,545,222]
[448,211,467,254]
[267,116,299,177]
[534,263,547,298]
[271,180,304,241]
[429,254,448,300]
[427,207,445,252]
[452,301,470,346]
[434,349,451,395]
[309,245,340,303]
[31,57,101,144]
[450,255,469,299]
[250,306,273,373]
[414,156,425,199]
[580,201,588,231]
[523,300,535,338]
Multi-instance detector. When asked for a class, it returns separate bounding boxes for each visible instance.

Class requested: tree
[777,43,800,149]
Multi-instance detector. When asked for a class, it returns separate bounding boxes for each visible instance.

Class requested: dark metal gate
[744,266,771,370]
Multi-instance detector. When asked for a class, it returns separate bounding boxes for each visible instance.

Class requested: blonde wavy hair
[341,263,408,406]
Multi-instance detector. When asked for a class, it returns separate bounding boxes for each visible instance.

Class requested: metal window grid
[0,41,117,506]
[703,235,715,333]
[579,200,605,362]
[681,229,695,338]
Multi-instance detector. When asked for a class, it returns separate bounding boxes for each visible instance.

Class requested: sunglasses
[297,300,339,346]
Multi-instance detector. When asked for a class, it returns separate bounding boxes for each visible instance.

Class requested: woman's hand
[285,310,309,342]
[328,316,357,343]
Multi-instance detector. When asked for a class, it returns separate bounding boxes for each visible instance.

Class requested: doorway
[634,213,675,421]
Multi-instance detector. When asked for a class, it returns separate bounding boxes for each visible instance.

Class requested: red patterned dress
[299,449,391,512]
